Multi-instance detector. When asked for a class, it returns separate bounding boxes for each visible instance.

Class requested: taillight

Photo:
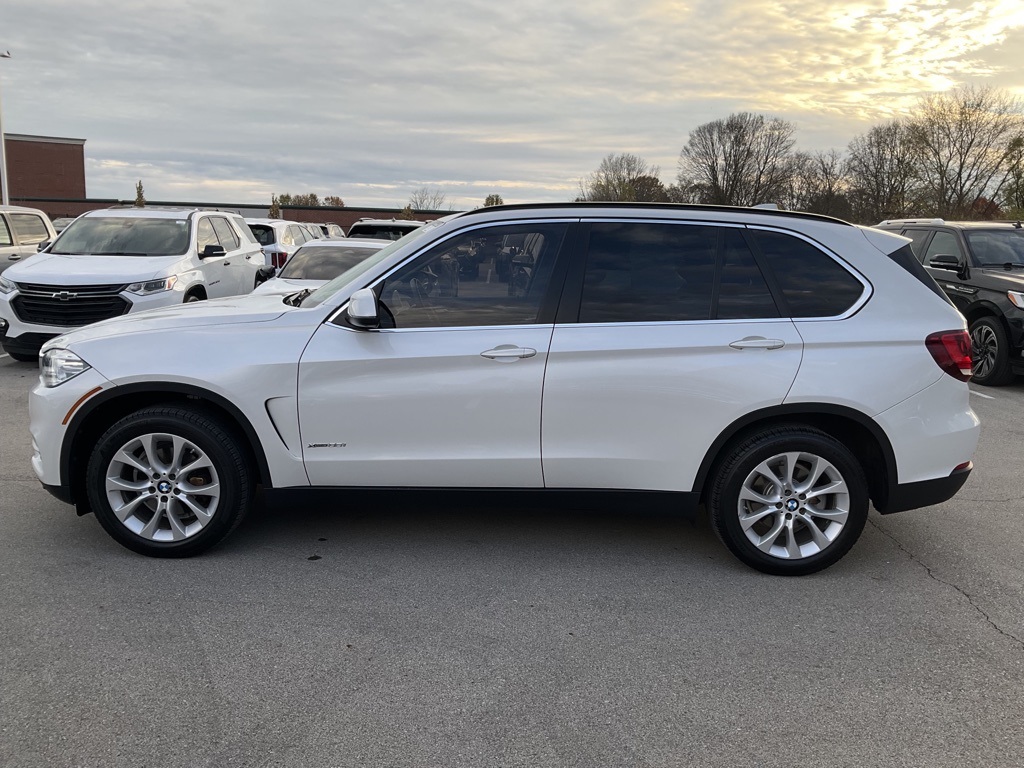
[926,330,972,381]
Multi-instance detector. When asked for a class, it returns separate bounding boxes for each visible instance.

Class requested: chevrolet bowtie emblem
[51,291,78,301]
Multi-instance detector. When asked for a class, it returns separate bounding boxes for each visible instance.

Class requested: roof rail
[876,218,946,226]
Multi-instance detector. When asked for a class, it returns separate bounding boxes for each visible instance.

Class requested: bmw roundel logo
[786,499,800,512]
[158,481,173,494]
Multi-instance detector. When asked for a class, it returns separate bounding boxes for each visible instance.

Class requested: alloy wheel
[970,323,997,380]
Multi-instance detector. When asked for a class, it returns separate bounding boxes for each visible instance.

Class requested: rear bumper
[877,463,972,514]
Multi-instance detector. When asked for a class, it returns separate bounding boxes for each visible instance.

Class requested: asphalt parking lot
[1,353,1022,768]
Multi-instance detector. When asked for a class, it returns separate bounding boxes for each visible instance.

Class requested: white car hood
[43,293,293,351]
[6,251,184,284]
[252,277,328,296]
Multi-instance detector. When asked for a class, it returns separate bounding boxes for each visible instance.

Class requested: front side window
[751,230,864,318]
[51,216,190,256]
[196,218,220,252]
[9,214,50,244]
[0,216,12,247]
[923,231,962,264]
[377,223,568,329]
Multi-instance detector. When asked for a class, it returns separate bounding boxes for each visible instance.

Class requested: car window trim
[324,218,581,331]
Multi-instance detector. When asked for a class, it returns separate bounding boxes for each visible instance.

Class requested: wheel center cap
[158,481,173,494]
[786,499,800,512]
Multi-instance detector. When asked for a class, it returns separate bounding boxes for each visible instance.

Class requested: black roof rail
[452,201,854,227]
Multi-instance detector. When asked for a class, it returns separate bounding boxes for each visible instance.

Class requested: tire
[4,349,38,363]
[969,316,1015,386]
[709,426,869,576]
[184,292,204,303]
[85,406,254,557]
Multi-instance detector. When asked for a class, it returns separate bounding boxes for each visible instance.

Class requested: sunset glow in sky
[2,0,1023,208]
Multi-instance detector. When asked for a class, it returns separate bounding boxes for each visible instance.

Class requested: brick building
[3,133,86,201]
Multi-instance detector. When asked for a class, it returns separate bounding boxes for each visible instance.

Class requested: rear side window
[750,230,864,318]
[578,222,778,323]
[902,228,932,261]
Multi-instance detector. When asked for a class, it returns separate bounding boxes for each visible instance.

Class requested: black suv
[875,218,1024,385]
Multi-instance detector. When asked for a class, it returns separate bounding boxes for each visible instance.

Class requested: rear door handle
[223,261,231,266]
[8,254,19,260]
[729,337,785,350]
[480,345,537,361]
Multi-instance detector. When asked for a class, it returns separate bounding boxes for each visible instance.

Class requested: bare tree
[784,150,851,217]
[409,187,450,211]
[908,85,1024,219]
[677,113,796,206]
[579,153,666,201]
[845,120,919,223]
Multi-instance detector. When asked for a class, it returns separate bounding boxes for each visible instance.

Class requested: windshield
[302,223,439,308]
[967,229,1024,265]
[280,244,384,280]
[51,216,190,256]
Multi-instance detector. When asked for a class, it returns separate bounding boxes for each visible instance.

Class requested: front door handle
[8,254,19,261]
[223,260,231,266]
[480,345,537,361]
[729,336,785,350]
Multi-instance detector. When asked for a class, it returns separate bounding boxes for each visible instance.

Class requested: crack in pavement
[868,518,1024,651]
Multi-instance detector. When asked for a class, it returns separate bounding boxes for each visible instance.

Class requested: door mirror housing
[201,244,226,259]
[37,240,51,252]
[347,287,380,329]
[928,254,962,271]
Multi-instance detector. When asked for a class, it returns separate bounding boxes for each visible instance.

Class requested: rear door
[541,220,803,493]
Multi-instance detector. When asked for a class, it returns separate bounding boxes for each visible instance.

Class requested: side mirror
[201,244,226,259]
[347,287,379,329]
[37,240,51,252]
[928,254,961,271]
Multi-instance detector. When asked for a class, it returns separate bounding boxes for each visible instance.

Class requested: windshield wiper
[284,288,314,307]
[85,251,151,256]
[980,262,1024,270]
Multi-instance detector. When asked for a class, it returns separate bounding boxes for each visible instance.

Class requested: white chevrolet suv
[28,203,979,575]
[0,207,268,361]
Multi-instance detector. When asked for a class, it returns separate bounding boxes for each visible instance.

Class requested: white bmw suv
[0,207,268,361]
[28,203,979,575]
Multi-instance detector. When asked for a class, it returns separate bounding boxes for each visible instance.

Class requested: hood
[974,266,1024,287]
[6,252,184,284]
[252,277,329,296]
[43,293,293,351]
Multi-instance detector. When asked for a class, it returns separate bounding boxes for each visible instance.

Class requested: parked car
[51,217,78,234]
[252,238,386,296]
[31,203,978,575]
[245,218,315,269]
[346,218,425,241]
[305,222,345,238]
[0,205,58,275]
[874,218,1024,385]
[0,206,268,361]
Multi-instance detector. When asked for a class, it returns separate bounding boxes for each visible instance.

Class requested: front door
[0,215,20,274]
[297,220,572,488]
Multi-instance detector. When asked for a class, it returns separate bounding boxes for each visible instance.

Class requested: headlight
[126,276,177,295]
[1008,291,1024,309]
[0,276,17,294]
[40,349,91,388]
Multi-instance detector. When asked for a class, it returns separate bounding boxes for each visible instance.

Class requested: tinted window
[751,230,863,318]
[888,244,951,305]
[249,224,276,246]
[901,228,932,262]
[234,217,259,245]
[580,223,717,323]
[9,213,50,244]
[718,228,778,319]
[923,231,962,264]
[211,217,240,251]
[378,223,567,328]
[51,217,190,256]
[0,216,12,247]
[348,223,421,241]
[280,244,383,280]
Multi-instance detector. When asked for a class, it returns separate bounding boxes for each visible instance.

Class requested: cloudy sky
[2,0,1023,210]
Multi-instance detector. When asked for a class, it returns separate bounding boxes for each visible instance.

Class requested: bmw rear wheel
[710,426,869,576]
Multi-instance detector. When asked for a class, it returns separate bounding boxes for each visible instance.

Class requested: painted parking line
[969,389,996,400]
